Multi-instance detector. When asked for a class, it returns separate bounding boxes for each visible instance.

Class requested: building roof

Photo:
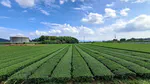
[10,35,29,39]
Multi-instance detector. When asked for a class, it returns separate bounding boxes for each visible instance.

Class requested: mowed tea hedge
[0,44,150,83]
[93,42,150,53]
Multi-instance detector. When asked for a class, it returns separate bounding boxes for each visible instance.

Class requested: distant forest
[32,36,79,44]
[103,38,150,43]
[0,38,9,42]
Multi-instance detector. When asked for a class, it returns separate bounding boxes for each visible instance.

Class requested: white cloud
[81,8,118,24]
[74,5,93,16]
[39,9,50,16]
[40,22,62,28]
[120,0,149,3]
[22,10,28,13]
[49,29,62,34]
[120,0,129,2]
[105,8,117,18]
[28,17,36,22]
[106,2,115,7]
[133,0,149,3]
[1,0,11,8]
[59,0,80,4]
[95,15,150,40]
[42,0,55,6]
[82,13,104,24]
[98,14,150,33]
[10,33,25,37]
[80,0,84,2]
[33,0,59,8]
[31,22,95,40]
[120,8,130,16]
[60,24,79,34]
[98,19,126,33]
[123,15,150,32]
[30,15,150,41]
[59,0,66,4]
[15,0,35,8]
[0,27,23,39]
[71,0,76,2]
[14,0,80,8]
[41,22,79,34]
[74,5,92,11]
[30,30,49,36]
[79,26,94,35]
[0,16,10,19]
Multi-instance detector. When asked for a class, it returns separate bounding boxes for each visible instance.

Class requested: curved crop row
[75,46,114,80]
[79,45,150,78]
[88,45,150,63]
[6,46,68,84]
[28,46,69,83]
[0,46,32,57]
[97,46,150,59]
[0,49,54,70]
[84,45,150,70]
[0,45,66,81]
[0,47,45,64]
[0,45,59,64]
[77,45,136,78]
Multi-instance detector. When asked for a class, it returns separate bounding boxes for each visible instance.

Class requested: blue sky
[0,0,150,41]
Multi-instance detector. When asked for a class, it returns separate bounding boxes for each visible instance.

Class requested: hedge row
[0,45,66,81]
[78,45,136,78]
[79,44,150,78]
[72,45,93,82]
[75,46,114,80]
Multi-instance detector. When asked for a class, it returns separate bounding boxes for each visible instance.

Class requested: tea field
[0,44,150,84]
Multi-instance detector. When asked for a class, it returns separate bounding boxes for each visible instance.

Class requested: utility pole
[84,36,85,43]
[114,34,116,39]
[83,27,85,43]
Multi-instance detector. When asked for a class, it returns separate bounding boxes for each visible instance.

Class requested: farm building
[10,36,30,43]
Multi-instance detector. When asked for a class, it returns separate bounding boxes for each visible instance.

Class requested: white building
[10,36,30,43]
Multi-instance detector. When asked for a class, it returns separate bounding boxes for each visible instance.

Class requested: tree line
[102,38,150,43]
[32,36,79,44]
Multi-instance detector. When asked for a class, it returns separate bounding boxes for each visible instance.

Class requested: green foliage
[75,46,114,80]
[102,38,150,43]
[85,44,150,70]
[93,42,150,53]
[102,49,150,70]
[29,46,69,80]
[104,47,150,59]
[51,46,72,82]
[120,38,126,42]
[79,44,150,78]
[0,45,66,81]
[7,46,68,83]
[78,45,135,78]
[1,44,150,83]
[72,45,93,82]
[33,36,79,44]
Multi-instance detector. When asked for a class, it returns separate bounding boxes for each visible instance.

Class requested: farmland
[0,44,150,84]
[93,42,150,53]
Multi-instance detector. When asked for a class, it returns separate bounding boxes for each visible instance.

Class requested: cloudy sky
[0,0,150,41]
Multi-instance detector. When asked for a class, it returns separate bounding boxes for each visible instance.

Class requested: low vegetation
[0,43,150,83]
[93,42,150,53]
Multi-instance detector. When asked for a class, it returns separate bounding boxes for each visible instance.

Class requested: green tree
[33,36,79,44]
